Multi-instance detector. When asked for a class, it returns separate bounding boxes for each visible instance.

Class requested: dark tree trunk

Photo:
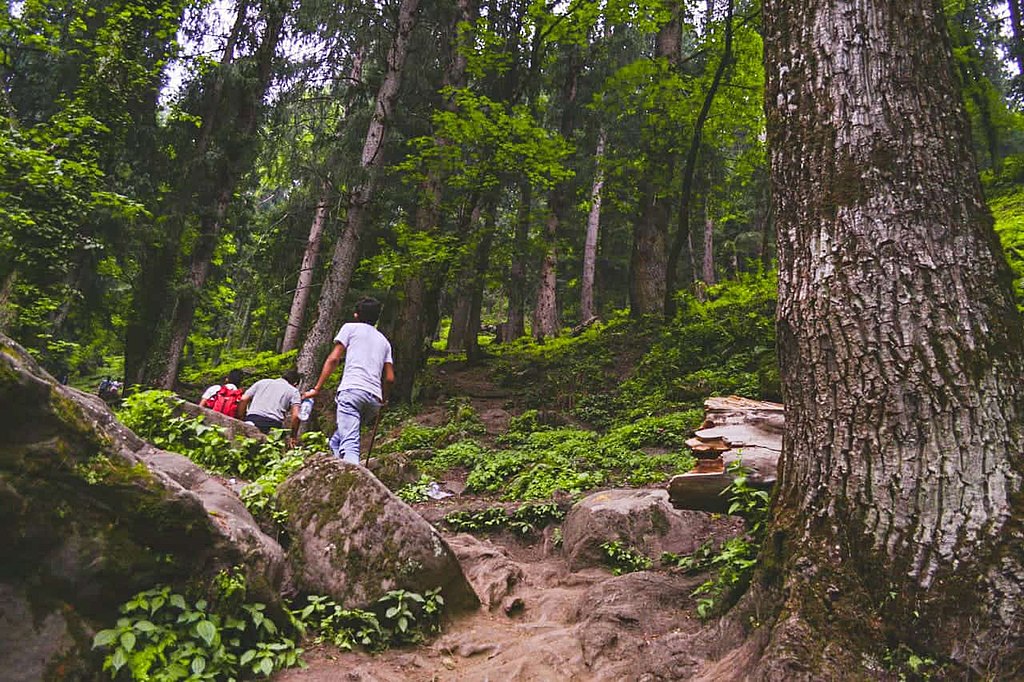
[296,0,422,388]
[446,200,485,353]
[629,4,680,319]
[152,0,287,389]
[532,45,580,340]
[1009,0,1024,79]
[723,0,1024,676]
[465,204,497,363]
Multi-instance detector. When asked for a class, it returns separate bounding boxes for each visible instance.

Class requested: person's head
[354,296,382,325]
[227,369,244,386]
[282,369,301,386]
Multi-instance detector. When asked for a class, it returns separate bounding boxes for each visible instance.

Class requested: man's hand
[302,388,319,400]
[287,435,299,449]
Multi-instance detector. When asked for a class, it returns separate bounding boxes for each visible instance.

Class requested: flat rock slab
[561,489,744,571]
[277,456,479,612]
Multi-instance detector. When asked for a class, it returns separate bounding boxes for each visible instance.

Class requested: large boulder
[277,456,479,612]
[177,400,266,441]
[561,489,744,571]
[0,335,285,680]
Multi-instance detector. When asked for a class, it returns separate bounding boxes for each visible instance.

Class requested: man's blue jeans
[329,388,381,465]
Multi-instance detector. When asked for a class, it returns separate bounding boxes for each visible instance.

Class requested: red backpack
[209,386,243,418]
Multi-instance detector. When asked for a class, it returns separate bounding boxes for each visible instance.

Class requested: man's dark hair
[355,296,382,325]
[227,369,244,386]
[282,369,301,385]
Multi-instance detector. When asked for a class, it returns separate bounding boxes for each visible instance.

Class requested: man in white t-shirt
[304,297,395,465]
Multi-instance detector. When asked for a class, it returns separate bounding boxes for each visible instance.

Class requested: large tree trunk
[580,131,605,322]
[296,0,421,387]
[729,0,1024,676]
[446,200,485,353]
[281,189,330,353]
[152,0,287,389]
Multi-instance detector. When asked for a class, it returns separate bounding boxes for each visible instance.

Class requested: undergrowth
[92,571,446,680]
[662,459,770,619]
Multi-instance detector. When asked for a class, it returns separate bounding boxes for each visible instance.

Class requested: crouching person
[238,369,302,446]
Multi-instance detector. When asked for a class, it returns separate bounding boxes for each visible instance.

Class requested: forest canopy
[1,0,1022,394]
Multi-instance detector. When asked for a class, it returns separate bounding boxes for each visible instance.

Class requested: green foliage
[600,540,653,576]
[375,398,485,455]
[443,503,564,535]
[91,584,303,680]
[987,185,1024,312]
[676,460,770,619]
[178,350,300,396]
[396,475,438,503]
[117,390,322,491]
[291,588,445,652]
[879,644,945,681]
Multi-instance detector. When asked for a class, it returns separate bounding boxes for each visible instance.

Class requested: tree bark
[153,0,287,388]
[580,131,605,322]
[446,200,485,353]
[296,0,422,387]
[281,189,330,353]
[702,205,715,286]
[733,0,1024,676]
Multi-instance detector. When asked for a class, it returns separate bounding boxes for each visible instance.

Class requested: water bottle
[298,397,314,421]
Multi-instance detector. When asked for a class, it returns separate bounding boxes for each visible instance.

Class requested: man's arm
[302,342,345,399]
[381,362,395,403]
[288,403,300,445]
[237,394,251,417]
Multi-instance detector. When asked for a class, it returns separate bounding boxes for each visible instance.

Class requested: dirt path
[276,358,716,681]
[275,534,708,682]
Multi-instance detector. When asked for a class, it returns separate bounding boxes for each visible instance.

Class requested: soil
[274,354,724,681]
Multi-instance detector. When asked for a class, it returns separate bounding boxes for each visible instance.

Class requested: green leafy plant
[600,540,653,575]
[92,584,303,680]
[682,459,770,619]
[396,475,437,503]
[291,587,445,651]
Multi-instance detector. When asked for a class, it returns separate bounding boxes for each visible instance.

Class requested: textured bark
[745,0,1024,676]
[296,0,421,387]
[580,131,605,322]
[281,190,330,353]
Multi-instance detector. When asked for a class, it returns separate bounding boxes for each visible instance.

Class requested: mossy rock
[0,334,285,680]
[277,455,479,612]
